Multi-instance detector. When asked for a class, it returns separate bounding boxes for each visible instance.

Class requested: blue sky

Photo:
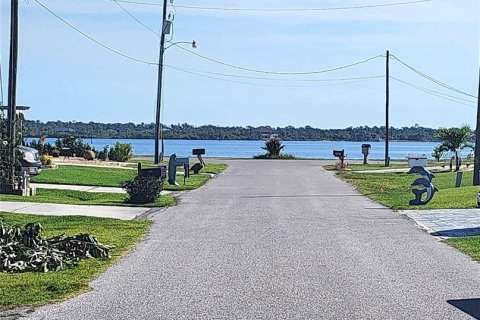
[0,0,478,128]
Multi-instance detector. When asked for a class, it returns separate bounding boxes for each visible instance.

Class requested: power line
[33,0,157,65]
[174,45,385,75]
[166,65,385,82]
[166,65,381,87]
[112,0,433,12]
[30,0,387,79]
[391,76,476,107]
[390,54,477,98]
[112,0,160,37]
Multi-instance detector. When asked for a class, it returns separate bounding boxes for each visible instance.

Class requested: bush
[54,136,91,157]
[262,138,285,157]
[122,175,164,204]
[253,153,296,160]
[97,145,109,161]
[108,142,133,162]
[40,155,53,165]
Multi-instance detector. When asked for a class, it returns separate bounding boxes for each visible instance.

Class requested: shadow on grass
[432,227,480,237]
[447,298,480,319]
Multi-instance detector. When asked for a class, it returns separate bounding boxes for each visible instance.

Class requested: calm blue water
[25,138,453,160]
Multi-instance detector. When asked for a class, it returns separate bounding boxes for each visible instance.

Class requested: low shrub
[253,153,296,160]
[97,145,109,161]
[40,154,53,165]
[108,142,133,162]
[122,175,164,204]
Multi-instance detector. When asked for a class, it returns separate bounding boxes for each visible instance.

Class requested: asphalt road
[25,160,480,319]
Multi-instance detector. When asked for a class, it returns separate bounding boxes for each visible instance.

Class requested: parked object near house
[17,146,42,176]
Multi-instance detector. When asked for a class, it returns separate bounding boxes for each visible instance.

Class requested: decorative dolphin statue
[408,166,438,206]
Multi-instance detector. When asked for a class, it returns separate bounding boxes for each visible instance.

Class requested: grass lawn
[0,212,151,310]
[339,170,479,210]
[446,237,480,261]
[0,189,176,208]
[324,162,409,171]
[32,164,226,192]
[32,166,136,187]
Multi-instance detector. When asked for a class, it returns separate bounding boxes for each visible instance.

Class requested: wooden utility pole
[385,50,390,167]
[473,67,480,185]
[7,0,19,184]
[154,0,168,164]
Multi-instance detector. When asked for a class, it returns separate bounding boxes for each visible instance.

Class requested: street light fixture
[153,0,197,165]
[154,39,196,164]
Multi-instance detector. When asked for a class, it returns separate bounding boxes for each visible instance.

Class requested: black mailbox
[138,165,166,179]
[361,144,371,155]
[192,149,205,156]
[333,150,345,158]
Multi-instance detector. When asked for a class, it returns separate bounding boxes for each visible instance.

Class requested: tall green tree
[436,125,473,171]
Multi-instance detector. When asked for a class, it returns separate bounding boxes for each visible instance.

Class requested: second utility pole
[154,0,168,164]
[385,50,390,167]
[473,67,480,185]
[7,0,19,185]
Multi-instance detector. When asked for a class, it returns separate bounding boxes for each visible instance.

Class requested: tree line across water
[25,120,445,142]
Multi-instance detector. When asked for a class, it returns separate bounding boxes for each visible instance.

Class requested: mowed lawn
[0,189,176,207]
[32,164,226,191]
[339,170,478,210]
[0,213,151,310]
[32,166,136,187]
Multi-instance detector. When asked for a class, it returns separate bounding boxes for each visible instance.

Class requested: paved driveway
[24,160,480,319]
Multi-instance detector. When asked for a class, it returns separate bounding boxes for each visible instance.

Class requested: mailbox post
[333,149,346,169]
[361,144,371,165]
[168,154,190,185]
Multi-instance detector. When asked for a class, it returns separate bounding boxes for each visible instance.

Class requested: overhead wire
[31,0,387,79]
[111,0,433,12]
[391,76,476,107]
[112,0,160,37]
[390,54,477,98]
[32,0,157,65]
[174,45,385,75]
[166,65,382,88]
[166,65,385,82]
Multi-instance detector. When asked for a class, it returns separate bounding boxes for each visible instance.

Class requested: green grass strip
[0,189,175,208]
[0,213,151,310]
[339,170,479,210]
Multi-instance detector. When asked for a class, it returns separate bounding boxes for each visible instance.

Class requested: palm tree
[436,125,473,171]
[262,138,285,157]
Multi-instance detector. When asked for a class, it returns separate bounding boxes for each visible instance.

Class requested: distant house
[253,126,279,140]
[54,127,75,134]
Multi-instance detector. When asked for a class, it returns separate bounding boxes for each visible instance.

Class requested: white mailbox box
[407,154,428,167]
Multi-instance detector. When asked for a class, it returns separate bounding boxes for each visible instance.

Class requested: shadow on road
[432,227,480,237]
[447,298,480,319]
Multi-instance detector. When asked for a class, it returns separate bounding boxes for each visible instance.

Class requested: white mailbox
[407,154,428,167]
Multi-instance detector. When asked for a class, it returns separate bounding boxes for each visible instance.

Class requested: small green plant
[97,145,109,161]
[122,175,164,204]
[0,222,112,273]
[431,146,445,162]
[108,142,133,162]
[254,138,295,159]
[54,136,92,157]
[262,138,284,156]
